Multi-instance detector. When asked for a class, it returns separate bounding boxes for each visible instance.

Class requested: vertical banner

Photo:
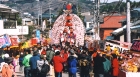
[10,38,18,47]
[0,37,5,48]
[42,20,46,31]
[3,34,11,46]
[36,30,40,43]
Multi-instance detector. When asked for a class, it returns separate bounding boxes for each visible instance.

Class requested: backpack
[68,58,77,74]
[40,60,50,74]
[79,59,89,67]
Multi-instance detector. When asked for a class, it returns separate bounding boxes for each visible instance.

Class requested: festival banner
[0,37,5,48]
[104,42,129,53]
[10,38,18,47]
[31,38,37,46]
[3,34,11,46]
[22,42,29,49]
[36,30,40,40]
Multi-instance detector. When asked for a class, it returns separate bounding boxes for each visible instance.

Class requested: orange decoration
[65,21,72,26]
[66,15,72,20]
[66,3,72,10]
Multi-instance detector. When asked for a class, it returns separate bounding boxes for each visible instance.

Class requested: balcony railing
[4,21,16,29]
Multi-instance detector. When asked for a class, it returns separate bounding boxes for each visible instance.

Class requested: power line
[104,0,124,22]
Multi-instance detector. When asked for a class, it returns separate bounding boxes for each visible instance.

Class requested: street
[15,65,80,77]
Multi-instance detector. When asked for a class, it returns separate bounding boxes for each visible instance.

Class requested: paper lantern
[66,15,72,20]
[66,3,72,10]
[65,21,72,26]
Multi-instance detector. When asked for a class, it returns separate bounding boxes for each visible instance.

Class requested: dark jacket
[93,54,106,74]
[46,50,54,63]
[29,54,40,70]
[0,57,4,63]
[79,54,91,72]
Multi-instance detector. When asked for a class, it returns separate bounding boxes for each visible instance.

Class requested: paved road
[15,65,80,77]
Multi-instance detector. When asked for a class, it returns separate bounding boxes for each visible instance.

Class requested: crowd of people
[0,44,123,77]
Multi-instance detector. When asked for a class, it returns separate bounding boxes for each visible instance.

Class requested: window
[89,23,93,28]
[4,21,16,29]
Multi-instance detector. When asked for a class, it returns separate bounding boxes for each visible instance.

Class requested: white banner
[104,42,129,53]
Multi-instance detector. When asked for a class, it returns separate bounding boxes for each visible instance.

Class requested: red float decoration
[65,20,72,26]
[66,14,72,20]
[66,3,72,10]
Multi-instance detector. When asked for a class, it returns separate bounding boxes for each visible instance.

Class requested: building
[111,8,140,42]
[112,20,140,42]
[84,15,94,36]
[100,15,126,40]
[0,4,29,36]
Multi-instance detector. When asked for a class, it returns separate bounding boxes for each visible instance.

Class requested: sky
[100,0,140,3]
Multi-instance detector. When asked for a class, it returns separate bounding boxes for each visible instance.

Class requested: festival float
[103,40,140,77]
[51,3,85,47]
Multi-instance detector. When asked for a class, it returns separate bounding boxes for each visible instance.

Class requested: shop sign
[104,42,129,53]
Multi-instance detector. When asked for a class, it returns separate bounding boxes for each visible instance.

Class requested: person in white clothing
[37,55,49,77]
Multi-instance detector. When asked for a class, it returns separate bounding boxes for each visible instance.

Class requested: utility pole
[40,1,42,30]
[37,0,40,26]
[93,0,100,41]
[126,0,131,43]
[97,0,100,40]
[49,1,52,29]
[93,0,100,48]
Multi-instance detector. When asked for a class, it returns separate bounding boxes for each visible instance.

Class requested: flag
[36,30,40,43]
[42,20,46,31]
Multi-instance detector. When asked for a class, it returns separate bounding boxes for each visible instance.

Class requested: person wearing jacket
[19,52,24,73]
[22,49,32,77]
[102,54,111,77]
[112,54,119,77]
[29,51,40,77]
[53,51,66,77]
[79,51,91,77]
[37,55,49,77]
[2,57,17,77]
[93,53,106,77]
[67,49,77,77]
[46,48,54,64]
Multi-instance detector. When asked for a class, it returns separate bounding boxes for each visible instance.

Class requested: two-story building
[100,14,126,40]
[0,4,28,36]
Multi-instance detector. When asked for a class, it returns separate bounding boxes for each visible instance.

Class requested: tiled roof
[100,15,126,28]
